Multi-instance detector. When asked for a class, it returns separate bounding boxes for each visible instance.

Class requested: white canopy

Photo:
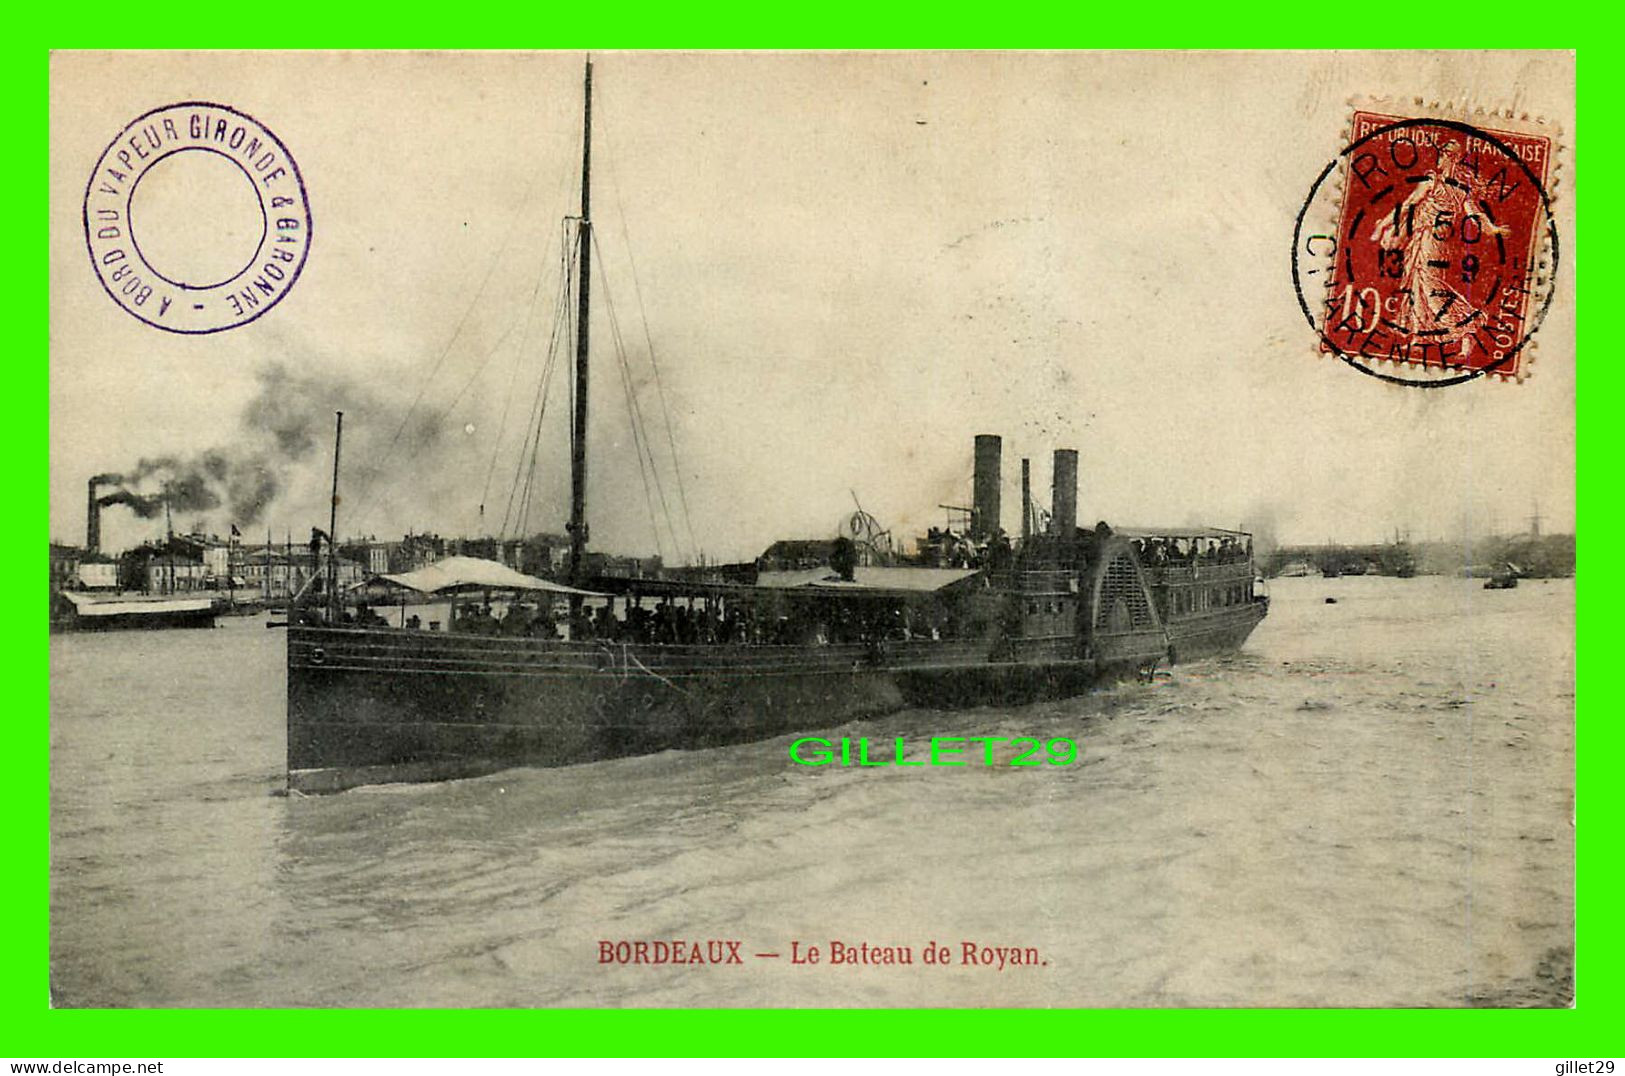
[755,566,981,593]
[375,556,603,597]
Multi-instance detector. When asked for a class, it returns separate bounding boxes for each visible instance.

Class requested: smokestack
[972,434,1002,540]
[1020,458,1032,542]
[87,478,101,555]
[1050,448,1078,538]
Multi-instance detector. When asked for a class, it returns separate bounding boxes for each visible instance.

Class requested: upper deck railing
[1143,560,1256,585]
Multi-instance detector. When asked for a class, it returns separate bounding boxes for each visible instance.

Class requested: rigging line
[359,95,581,532]
[498,104,591,540]
[500,227,570,539]
[477,327,530,536]
[503,284,562,541]
[603,123,701,557]
[588,234,663,555]
[520,288,566,542]
[350,170,549,520]
[611,305,667,562]
[616,318,682,564]
[591,228,683,560]
[593,230,685,563]
[505,217,574,539]
[479,215,569,530]
[518,219,578,539]
[506,223,576,541]
[591,232,665,559]
[351,319,519,533]
[610,307,666,563]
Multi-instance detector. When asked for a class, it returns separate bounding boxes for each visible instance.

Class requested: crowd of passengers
[340,596,966,645]
[1132,535,1253,567]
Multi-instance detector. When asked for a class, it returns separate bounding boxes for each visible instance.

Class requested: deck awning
[375,556,604,597]
[1115,526,1252,539]
[757,566,983,594]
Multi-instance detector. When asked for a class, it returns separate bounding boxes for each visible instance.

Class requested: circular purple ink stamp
[82,101,312,334]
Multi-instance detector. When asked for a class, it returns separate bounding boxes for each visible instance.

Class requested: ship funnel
[1020,458,1032,542]
[972,434,1002,539]
[1050,448,1078,538]
[87,478,101,555]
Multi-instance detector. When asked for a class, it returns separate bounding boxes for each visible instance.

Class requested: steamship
[50,480,220,632]
[285,60,1268,793]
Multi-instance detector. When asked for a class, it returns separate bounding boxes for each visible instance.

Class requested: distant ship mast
[568,57,593,584]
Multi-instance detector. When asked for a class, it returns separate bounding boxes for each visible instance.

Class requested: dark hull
[288,629,1107,792]
[51,608,218,632]
[285,597,1268,793]
[1166,600,1269,662]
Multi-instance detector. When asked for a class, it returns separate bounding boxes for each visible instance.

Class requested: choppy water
[49,576,1575,1008]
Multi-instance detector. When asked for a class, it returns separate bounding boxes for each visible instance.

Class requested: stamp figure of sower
[1367,137,1514,355]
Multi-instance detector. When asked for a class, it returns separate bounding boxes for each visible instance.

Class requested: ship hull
[1165,600,1270,663]
[50,594,218,633]
[287,626,1113,793]
[52,608,218,632]
[286,597,1268,793]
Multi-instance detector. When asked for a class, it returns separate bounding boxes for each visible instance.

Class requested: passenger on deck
[501,603,534,636]
[529,605,559,639]
[989,531,1013,570]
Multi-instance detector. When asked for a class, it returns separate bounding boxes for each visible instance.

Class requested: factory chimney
[1050,448,1078,538]
[87,478,102,555]
[972,434,1002,540]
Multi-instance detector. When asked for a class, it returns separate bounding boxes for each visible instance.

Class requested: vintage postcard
[48,50,1575,1008]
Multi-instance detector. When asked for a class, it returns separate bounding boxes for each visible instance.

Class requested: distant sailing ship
[285,60,1269,793]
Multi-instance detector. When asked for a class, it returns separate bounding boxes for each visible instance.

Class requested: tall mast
[568,56,593,584]
[328,410,344,619]
[164,497,173,594]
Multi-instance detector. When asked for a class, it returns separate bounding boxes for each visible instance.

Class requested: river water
[49,576,1575,1008]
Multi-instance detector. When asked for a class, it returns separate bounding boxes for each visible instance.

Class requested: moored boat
[52,591,217,632]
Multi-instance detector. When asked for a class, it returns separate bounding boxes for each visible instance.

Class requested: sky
[49,51,1576,562]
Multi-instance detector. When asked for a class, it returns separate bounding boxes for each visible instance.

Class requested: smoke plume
[93,363,382,528]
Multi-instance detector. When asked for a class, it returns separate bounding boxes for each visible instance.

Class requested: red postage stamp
[1297,109,1559,384]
